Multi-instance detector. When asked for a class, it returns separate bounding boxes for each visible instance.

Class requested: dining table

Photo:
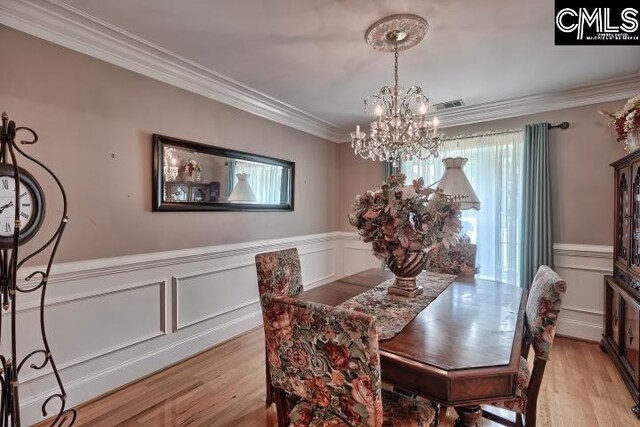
[292,268,527,427]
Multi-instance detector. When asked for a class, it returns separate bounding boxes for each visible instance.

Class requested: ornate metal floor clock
[0,112,75,426]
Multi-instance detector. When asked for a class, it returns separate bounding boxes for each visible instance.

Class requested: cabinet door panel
[631,161,640,274]
[623,298,640,384]
[616,166,631,267]
[609,286,621,350]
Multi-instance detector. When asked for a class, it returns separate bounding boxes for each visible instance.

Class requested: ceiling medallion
[353,14,442,166]
[364,14,429,52]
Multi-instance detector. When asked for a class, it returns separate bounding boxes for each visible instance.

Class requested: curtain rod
[443,122,570,142]
[443,128,523,142]
[550,121,570,129]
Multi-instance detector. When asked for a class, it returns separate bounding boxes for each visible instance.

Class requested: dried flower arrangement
[348,173,462,267]
[600,95,640,151]
[185,159,200,176]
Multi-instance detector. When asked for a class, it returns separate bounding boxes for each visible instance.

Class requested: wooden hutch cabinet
[604,151,640,418]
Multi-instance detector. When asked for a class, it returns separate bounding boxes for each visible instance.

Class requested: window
[230,159,288,204]
[401,130,524,285]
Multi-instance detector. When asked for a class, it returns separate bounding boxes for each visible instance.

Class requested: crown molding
[333,73,640,142]
[0,0,346,142]
[1,1,638,145]
[432,74,640,129]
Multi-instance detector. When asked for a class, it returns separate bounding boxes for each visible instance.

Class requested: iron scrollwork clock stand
[0,112,76,426]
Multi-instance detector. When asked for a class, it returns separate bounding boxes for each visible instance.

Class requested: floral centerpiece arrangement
[186,159,201,180]
[600,95,640,152]
[348,173,462,297]
[176,158,202,182]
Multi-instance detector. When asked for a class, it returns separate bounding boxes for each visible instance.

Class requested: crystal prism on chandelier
[351,14,443,166]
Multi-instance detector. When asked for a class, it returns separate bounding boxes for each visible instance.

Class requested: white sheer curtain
[234,160,284,204]
[401,131,524,285]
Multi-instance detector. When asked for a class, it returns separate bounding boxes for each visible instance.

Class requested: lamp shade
[437,157,480,210]
[228,173,257,203]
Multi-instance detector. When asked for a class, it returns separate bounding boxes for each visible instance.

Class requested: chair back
[255,248,303,297]
[525,265,566,360]
[425,241,477,277]
[261,294,383,427]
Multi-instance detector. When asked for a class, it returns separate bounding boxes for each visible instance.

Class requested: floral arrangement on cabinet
[163,148,202,182]
[348,173,462,294]
[600,95,640,152]
[180,159,202,182]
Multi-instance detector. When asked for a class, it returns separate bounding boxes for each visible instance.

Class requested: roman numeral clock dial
[0,164,45,248]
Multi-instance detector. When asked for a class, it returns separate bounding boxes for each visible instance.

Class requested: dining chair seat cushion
[288,389,437,427]
[486,356,531,414]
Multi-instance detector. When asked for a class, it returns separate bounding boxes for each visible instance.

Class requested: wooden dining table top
[296,268,527,407]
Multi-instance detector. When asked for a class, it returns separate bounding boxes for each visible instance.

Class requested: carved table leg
[455,405,482,427]
[632,404,640,418]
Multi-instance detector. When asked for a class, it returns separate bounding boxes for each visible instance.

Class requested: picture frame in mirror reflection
[152,134,294,211]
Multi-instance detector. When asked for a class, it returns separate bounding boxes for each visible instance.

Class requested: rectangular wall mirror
[153,134,294,211]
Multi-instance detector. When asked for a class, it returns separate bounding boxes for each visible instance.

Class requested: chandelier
[351,15,443,166]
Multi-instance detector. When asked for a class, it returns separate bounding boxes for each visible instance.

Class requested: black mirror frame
[152,134,295,212]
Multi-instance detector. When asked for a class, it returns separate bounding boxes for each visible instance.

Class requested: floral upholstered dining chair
[425,236,477,277]
[255,248,304,406]
[261,293,439,427]
[482,265,566,427]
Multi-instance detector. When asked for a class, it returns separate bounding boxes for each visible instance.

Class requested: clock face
[0,164,45,248]
[0,176,35,237]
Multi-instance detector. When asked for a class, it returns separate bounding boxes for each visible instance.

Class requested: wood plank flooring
[40,330,638,427]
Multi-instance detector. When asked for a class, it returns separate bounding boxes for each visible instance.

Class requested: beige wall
[339,101,627,246]
[338,144,386,231]
[0,26,339,263]
[1,25,625,264]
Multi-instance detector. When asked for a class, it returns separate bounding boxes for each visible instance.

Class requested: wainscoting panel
[13,280,167,383]
[14,232,351,425]
[553,243,613,342]
[172,264,259,332]
[340,234,380,276]
[11,233,609,424]
[300,247,337,289]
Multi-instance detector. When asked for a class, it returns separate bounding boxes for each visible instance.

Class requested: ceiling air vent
[432,99,465,111]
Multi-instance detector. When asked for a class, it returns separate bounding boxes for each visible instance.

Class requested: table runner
[337,271,457,340]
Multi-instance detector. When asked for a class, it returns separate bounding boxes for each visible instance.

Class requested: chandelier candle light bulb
[351,14,443,166]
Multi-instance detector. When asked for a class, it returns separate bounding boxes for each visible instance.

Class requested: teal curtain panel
[519,123,553,289]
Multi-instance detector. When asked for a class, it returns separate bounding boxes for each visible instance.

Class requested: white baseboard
[557,317,603,342]
[21,310,263,420]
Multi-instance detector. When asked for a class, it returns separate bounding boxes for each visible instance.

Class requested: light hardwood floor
[40,330,638,427]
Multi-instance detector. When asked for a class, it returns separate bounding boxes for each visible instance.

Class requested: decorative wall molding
[563,305,603,316]
[426,74,640,130]
[553,243,613,259]
[557,317,603,343]
[15,231,365,425]
[17,232,343,285]
[0,0,345,142]
[10,230,610,424]
[1,0,638,145]
[18,280,167,384]
[332,74,640,141]
[22,310,264,415]
[553,243,612,342]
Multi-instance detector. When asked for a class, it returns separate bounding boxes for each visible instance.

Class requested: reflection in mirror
[153,135,294,211]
